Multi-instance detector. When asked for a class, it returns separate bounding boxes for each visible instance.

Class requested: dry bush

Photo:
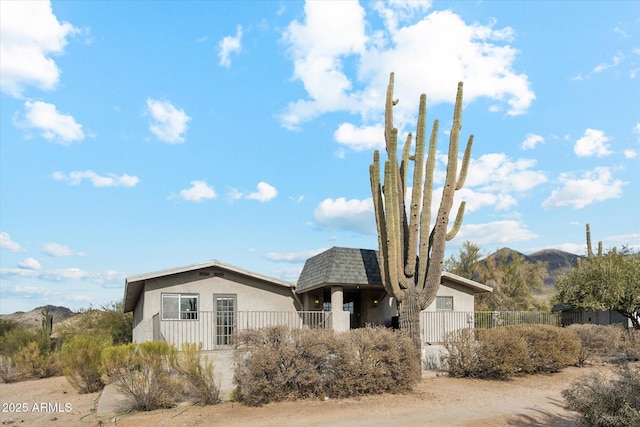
[0,355,22,383]
[175,343,220,405]
[622,329,640,361]
[475,328,530,379]
[562,363,640,427]
[516,325,579,373]
[234,326,334,405]
[61,332,111,393]
[443,325,580,379]
[102,341,180,411]
[330,327,418,397]
[12,341,61,378]
[234,326,417,406]
[568,324,624,366]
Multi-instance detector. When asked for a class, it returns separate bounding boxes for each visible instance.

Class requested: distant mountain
[481,247,583,297]
[0,305,74,329]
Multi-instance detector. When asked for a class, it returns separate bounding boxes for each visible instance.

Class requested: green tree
[555,247,640,329]
[474,249,547,311]
[444,241,484,278]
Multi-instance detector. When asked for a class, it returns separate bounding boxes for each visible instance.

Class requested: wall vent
[198,271,210,277]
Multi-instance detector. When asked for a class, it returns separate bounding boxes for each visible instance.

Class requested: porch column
[331,286,350,332]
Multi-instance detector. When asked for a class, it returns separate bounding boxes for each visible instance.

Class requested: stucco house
[123,246,491,351]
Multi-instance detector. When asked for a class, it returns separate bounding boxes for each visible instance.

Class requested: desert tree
[369,73,473,348]
[555,224,640,329]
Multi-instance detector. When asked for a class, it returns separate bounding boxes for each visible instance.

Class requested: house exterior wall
[132,269,297,344]
[424,279,475,312]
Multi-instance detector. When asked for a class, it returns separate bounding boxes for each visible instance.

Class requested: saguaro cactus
[369,73,473,347]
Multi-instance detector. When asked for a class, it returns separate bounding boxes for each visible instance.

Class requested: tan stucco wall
[132,269,297,343]
[423,279,476,312]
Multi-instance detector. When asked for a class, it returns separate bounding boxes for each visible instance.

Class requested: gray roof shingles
[296,247,382,293]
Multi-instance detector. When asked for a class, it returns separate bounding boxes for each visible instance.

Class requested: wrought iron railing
[421,311,561,344]
[154,310,332,351]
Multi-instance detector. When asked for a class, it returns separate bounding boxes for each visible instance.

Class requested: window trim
[161,293,199,320]
[435,296,454,311]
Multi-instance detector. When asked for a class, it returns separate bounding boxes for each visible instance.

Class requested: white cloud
[1,267,127,286]
[246,182,278,202]
[42,242,85,257]
[542,167,627,209]
[593,52,624,73]
[634,123,640,142]
[264,248,327,263]
[228,182,278,202]
[146,99,191,143]
[218,25,243,68]
[18,257,41,270]
[451,220,538,246]
[280,5,534,131]
[574,129,612,157]
[313,197,375,234]
[624,149,637,159]
[466,153,547,193]
[19,101,84,144]
[52,170,139,187]
[334,123,385,151]
[521,133,544,150]
[177,180,217,202]
[0,232,25,252]
[0,0,78,97]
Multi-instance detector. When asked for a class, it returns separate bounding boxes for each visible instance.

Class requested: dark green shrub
[61,332,111,393]
[0,326,49,358]
[233,326,417,406]
[568,324,623,366]
[102,341,180,411]
[175,343,220,405]
[562,363,640,427]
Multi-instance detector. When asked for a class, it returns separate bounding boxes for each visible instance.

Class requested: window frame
[435,296,454,311]
[161,293,199,320]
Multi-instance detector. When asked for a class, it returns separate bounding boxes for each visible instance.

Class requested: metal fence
[153,311,332,351]
[421,311,561,344]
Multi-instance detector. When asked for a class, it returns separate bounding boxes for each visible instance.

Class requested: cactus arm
[405,94,427,278]
[456,135,473,190]
[370,150,390,297]
[446,201,465,241]
[384,158,404,301]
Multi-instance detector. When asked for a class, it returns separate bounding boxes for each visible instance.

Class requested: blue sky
[1,1,639,314]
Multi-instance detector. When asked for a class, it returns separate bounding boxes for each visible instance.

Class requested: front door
[343,291,361,328]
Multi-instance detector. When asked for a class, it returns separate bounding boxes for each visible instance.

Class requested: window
[162,294,198,320]
[215,295,236,346]
[436,296,453,311]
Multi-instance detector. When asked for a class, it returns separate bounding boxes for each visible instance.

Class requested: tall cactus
[369,73,473,347]
[585,223,603,258]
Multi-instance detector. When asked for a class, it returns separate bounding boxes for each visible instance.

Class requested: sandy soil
[0,365,616,427]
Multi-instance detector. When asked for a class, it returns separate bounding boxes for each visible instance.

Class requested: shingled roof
[296,247,383,293]
[296,246,492,295]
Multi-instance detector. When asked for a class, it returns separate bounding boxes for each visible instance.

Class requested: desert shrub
[102,341,180,411]
[568,324,624,366]
[516,325,579,373]
[12,341,61,378]
[475,328,530,378]
[442,328,480,377]
[234,326,334,405]
[562,363,640,427]
[330,327,418,397]
[57,303,132,346]
[622,329,640,361]
[175,343,220,405]
[443,325,580,379]
[61,332,111,393]
[234,326,417,406]
[0,355,21,383]
[0,326,50,358]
